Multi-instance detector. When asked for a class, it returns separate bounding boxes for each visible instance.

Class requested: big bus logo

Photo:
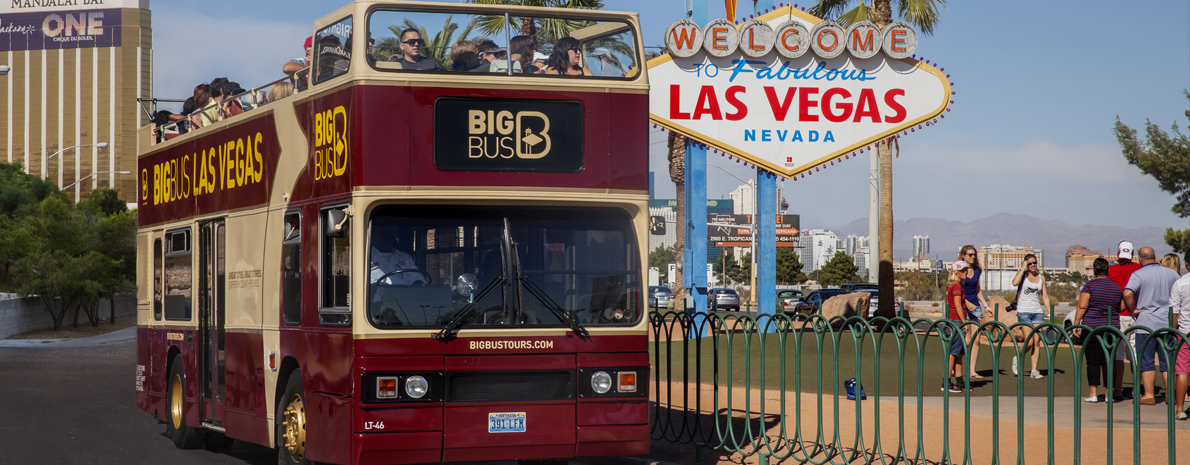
[467,110,552,159]
[313,105,348,181]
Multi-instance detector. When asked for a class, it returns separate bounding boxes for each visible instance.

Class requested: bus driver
[370,231,427,285]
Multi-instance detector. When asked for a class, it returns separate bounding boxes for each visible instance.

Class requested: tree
[812,0,947,318]
[775,248,807,284]
[725,251,751,285]
[465,0,604,39]
[1114,90,1190,252]
[649,245,676,282]
[897,270,936,300]
[817,251,862,286]
[668,131,687,301]
[77,187,127,217]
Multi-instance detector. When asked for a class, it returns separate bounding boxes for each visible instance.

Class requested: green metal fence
[649,309,1188,464]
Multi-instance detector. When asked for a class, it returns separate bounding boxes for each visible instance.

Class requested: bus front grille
[447,371,574,402]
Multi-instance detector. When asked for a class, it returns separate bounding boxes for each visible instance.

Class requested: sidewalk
[0,326,135,348]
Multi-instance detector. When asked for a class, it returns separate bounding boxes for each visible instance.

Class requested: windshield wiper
[519,276,589,338]
[435,276,505,341]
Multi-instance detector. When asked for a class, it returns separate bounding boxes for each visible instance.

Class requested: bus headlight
[405,375,428,398]
[591,371,612,394]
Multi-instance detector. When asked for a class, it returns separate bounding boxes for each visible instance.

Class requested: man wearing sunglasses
[395,28,445,71]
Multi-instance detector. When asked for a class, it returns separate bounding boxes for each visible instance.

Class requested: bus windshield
[367,9,639,78]
[367,206,641,330]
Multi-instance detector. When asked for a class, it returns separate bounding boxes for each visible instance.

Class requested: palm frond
[895,0,945,35]
[809,0,857,21]
[835,3,873,27]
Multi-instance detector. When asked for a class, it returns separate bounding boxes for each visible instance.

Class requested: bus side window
[281,212,302,326]
[163,229,193,321]
[320,206,351,326]
[154,238,163,321]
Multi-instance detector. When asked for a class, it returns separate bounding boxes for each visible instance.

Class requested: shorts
[1017,312,1045,324]
[1176,343,1190,376]
[944,326,965,356]
[1116,315,1136,361]
[967,305,982,322]
[1136,331,1170,373]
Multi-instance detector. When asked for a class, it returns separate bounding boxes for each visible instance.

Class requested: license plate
[488,412,526,433]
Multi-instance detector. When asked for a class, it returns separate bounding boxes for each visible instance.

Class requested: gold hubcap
[170,373,183,430]
[282,394,306,462]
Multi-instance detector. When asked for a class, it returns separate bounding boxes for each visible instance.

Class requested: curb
[0,326,135,348]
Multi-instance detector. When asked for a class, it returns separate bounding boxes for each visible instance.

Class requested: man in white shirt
[1170,250,1190,419]
[370,232,425,285]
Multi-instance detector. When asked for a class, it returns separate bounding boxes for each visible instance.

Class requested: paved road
[0,329,636,465]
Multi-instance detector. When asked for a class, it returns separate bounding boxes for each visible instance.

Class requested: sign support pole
[756,168,776,329]
[683,142,709,318]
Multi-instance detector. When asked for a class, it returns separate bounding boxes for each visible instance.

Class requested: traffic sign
[650,216,667,235]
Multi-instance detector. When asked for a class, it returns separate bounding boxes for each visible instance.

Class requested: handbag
[1006,274,1026,312]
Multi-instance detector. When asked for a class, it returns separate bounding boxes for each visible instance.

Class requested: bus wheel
[277,370,309,465]
[167,356,203,449]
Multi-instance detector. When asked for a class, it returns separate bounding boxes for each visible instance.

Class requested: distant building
[977,244,1044,292]
[853,247,869,278]
[799,229,842,272]
[912,235,930,261]
[728,179,788,216]
[1065,245,1105,276]
[845,235,869,256]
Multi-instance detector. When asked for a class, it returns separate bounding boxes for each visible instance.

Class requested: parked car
[794,289,849,314]
[778,289,805,314]
[841,282,879,292]
[649,285,673,309]
[708,288,741,311]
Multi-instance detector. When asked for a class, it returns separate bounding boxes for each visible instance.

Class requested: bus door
[198,219,227,424]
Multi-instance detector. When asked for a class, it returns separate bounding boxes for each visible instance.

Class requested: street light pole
[62,170,131,192]
[46,143,109,194]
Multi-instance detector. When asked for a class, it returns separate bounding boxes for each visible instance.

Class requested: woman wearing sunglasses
[1010,253,1049,379]
[958,245,991,378]
[543,37,594,76]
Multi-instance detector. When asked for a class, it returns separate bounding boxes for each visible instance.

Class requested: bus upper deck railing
[649,310,1187,464]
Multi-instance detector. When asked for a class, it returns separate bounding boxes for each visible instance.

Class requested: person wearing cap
[395,28,445,71]
[1108,240,1142,395]
[472,39,518,73]
[283,37,314,91]
[1123,246,1180,404]
[943,260,972,393]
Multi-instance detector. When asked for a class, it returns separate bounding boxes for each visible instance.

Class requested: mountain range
[830,213,1170,263]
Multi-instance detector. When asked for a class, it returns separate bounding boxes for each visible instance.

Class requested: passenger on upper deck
[472,40,516,73]
[510,35,541,74]
[393,28,445,71]
[449,40,481,72]
[542,37,593,77]
[283,36,313,91]
[189,84,212,129]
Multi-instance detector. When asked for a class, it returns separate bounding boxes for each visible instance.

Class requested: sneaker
[1083,396,1100,403]
[1012,356,1019,376]
[1176,411,1188,421]
[1030,370,1043,379]
[948,383,965,393]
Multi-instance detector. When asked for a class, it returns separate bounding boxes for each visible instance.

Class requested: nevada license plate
[488,412,526,433]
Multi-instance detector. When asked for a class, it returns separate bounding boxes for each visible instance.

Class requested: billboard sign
[707,213,799,246]
[648,6,951,178]
[0,8,122,51]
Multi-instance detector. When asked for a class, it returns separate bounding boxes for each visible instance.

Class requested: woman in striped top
[1072,257,1126,402]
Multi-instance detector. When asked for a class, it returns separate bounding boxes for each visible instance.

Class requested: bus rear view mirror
[325,209,347,238]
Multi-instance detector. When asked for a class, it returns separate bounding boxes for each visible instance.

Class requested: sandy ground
[646,381,1189,465]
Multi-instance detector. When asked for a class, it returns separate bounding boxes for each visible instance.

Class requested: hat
[304,36,313,49]
[952,261,968,272]
[1118,241,1134,260]
[223,81,245,96]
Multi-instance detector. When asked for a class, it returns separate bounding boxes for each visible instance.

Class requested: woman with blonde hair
[268,81,294,102]
[959,245,992,378]
[1161,253,1182,275]
[943,261,972,392]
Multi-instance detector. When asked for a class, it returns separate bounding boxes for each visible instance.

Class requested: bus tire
[167,356,203,449]
[277,370,310,465]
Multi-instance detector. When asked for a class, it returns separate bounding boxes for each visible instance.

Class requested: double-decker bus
[134,2,649,463]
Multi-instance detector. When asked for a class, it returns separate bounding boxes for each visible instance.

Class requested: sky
[151,0,1190,231]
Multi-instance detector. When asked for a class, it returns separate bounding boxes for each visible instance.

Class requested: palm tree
[464,0,604,38]
[388,16,476,64]
[810,0,945,318]
[667,131,687,304]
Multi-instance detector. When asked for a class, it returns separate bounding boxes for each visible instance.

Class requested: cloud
[152,7,309,109]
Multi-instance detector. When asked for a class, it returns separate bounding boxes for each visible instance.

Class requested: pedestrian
[944,261,970,393]
[1162,253,1183,275]
[958,245,991,379]
[1108,240,1141,397]
[1168,249,1190,419]
[1010,253,1049,379]
[1071,258,1125,402]
[1123,246,1180,404]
